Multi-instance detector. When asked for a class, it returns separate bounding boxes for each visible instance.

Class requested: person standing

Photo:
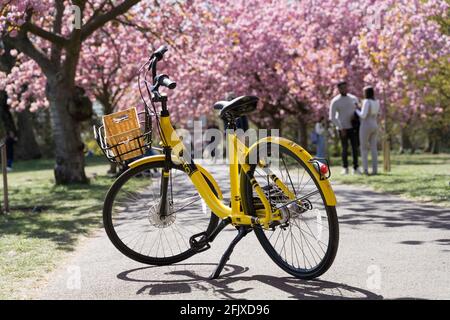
[5,131,18,172]
[314,116,327,158]
[356,86,380,175]
[329,81,361,175]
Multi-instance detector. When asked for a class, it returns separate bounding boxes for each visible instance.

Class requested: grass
[330,153,450,206]
[0,157,112,299]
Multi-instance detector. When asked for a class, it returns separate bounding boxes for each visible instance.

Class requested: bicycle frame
[129,112,337,228]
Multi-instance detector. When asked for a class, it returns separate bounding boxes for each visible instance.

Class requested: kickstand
[210,226,252,280]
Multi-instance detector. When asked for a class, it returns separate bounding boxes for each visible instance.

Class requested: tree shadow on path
[335,188,450,231]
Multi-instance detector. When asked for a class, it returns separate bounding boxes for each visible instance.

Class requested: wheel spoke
[107,165,216,261]
[247,143,337,276]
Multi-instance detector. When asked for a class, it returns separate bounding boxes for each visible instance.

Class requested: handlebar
[147,45,168,82]
[144,46,177,102]
[159,75,177,90]
[152,45,168,62]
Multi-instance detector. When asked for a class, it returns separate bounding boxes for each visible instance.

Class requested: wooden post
[1,143,8,214]
[382,91,391,173]
[383,139,391,172]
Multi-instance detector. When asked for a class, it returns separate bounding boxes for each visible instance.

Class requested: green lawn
[330,153,450,206]
[0,157,112,299]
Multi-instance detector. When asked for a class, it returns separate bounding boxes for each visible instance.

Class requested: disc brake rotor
[148,203,176,228]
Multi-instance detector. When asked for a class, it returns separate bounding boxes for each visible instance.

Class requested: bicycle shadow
[117,263,383,300]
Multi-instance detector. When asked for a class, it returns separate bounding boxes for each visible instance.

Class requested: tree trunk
[47,77,87,184]
[97,96,117,174]
[0,91,42,160]
[331,128,341,157]
[99,96,114,116]
[430,138,441,154]
[433,141,440,154]
[426,128,441,154]
[271,117,283,137]
[399,127,414,154]
[297,115,308,148]
[383,138,391,172]
[382,91,391,173]
[0,90,17,136]
[33,109,55,157]
[15,109,42,160]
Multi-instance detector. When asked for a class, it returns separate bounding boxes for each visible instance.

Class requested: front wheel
[103,161,219,266]
[241,142,339,279]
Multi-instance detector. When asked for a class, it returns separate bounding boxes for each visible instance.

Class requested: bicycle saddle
[213,96,259,120]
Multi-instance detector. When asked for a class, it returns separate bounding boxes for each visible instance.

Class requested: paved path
[38,164,450,300]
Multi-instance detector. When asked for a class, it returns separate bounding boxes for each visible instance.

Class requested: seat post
[227,119,241,215]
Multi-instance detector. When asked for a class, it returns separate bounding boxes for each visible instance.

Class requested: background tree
[1,0,143,184]
[1,0,448,180]
[0,42,42,159]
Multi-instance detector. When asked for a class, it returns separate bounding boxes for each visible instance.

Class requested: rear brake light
[320,163,329,175]
[309,158,331,180]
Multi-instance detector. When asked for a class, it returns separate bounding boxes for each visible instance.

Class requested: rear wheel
[241,142,339,279]
[103,161,219,265]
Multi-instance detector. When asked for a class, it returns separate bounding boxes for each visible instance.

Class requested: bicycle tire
[103,161,220,266]
[241,142,339,279]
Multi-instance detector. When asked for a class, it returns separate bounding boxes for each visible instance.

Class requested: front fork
[158,147,172,217]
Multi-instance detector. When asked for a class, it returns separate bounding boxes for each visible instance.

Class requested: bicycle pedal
[189,232,210,251]
[194,243,211,253]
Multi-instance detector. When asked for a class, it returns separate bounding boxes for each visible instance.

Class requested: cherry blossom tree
[357,0,449,164]
[171,0,448,147]
[1,0,143,184]
[1,0,448,178]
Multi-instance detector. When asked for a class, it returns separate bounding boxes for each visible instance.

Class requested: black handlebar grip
[162,76,177,90]
[154,45,168,61]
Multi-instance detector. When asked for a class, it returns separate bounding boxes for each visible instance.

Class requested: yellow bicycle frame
[129,114,337,228]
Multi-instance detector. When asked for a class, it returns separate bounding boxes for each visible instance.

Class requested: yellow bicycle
[96,47,339,279]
